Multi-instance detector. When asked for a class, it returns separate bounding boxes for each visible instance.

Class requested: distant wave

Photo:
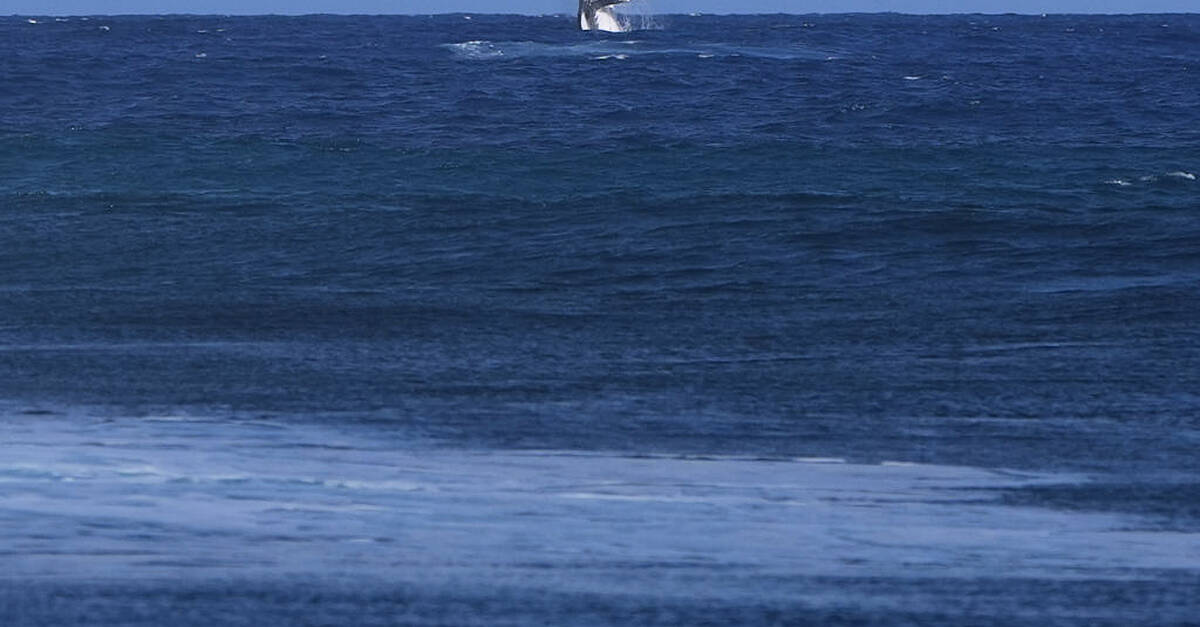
[443,40,833,62]
[1105,170,1196,187]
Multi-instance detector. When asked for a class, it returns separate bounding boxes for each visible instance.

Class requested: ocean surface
[1,12,1199,626]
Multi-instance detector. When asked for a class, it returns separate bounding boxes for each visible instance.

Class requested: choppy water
[1,13,1199,626]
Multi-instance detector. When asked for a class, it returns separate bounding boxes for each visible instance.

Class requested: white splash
[445,40,505,60]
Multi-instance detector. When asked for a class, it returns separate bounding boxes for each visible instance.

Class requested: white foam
[1132,171,1196,185]
[445,40,826,63]
[141,415,209,423]
[445,40,504,60]
[1,415,1194,591]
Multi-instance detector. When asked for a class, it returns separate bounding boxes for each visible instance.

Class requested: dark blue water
[1,13,1199,626]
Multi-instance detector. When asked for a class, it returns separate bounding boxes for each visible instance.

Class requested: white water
[444,40,832,61]
[2,413,1196,593]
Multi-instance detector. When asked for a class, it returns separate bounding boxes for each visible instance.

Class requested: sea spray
[623,0,662,31]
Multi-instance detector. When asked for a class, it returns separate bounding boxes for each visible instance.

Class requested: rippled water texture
[1,13,1199,625]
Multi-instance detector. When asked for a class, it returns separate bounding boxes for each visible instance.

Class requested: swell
[2,14,1199,473]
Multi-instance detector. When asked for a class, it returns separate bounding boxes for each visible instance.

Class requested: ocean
[1,12,1198,625]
